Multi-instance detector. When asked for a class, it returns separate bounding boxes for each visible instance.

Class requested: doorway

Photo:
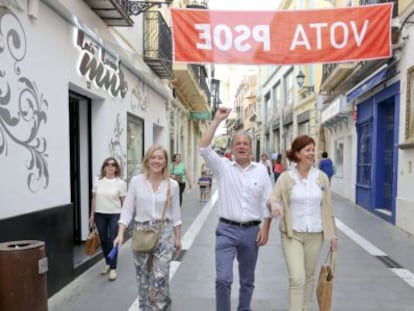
[374,98,396,221]
[69,91,92,257]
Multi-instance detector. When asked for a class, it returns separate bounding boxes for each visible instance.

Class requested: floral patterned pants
[132,224,174,311]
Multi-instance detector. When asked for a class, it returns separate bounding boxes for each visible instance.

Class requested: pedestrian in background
[273,154,284,182]
[261,153,273,178]
[268,135,338,311]
[198,170,211,202]
[170,153,192,206]
[224,151,232,161]
[199,107,273,311]
[319,151,334,182]
[89,157,126,281]
[114,145,182,310]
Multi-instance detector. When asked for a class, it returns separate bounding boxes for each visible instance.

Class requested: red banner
[171,4,392,65]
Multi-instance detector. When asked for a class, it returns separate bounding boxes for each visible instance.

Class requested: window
[284,70,294,107]
[334,139,344,177]
[273,83,281,114]
[127,114,144,183]
[265,93,272,124]
[298,121,309,135]
[357,121,372,186]
[284,124,293,152]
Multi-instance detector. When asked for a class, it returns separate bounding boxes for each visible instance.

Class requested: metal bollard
[0,240,48,311]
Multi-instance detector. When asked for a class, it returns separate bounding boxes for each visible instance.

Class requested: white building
[0,0,174,294]
[395,1,414,236]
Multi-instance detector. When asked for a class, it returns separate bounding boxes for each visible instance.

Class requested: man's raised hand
[215,107,232,121]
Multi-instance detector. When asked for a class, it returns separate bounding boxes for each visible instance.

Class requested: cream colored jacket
[269,169,336,240]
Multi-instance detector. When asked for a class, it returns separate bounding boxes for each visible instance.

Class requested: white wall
[330,123,356,202]
[1,3,71,218]
[396,19,414,235]
[0,1,170,220]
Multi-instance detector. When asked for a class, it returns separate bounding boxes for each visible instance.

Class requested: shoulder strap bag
[132,180,171,252]
[171,164,182,183]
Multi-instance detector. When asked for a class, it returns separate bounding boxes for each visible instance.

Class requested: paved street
[49,183,414,311]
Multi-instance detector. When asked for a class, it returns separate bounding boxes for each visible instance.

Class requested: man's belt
[219,217,261,228]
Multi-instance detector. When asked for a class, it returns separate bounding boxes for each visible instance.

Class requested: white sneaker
[108,269,117,281]
[101,265,110,275]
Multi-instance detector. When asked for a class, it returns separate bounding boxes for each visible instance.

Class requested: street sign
[190,111,211,120]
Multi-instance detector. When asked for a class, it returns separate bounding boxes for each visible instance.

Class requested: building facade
[256,0,414,237]
[0,0,212,295]
[394,0,414,235]
[317,0,414,236]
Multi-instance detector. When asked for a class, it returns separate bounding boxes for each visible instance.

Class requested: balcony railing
[322,0,398,88]
[84,0,133,26]
[235,119,244,130]
[321,63,338,85]
[360,0,398,17]
[190,64,211,104]
[249,109,257,121]
[143,12,173,79]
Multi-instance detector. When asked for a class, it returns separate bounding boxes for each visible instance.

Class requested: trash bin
[0,240,48,311]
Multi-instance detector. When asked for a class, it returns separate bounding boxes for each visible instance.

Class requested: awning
[346,65,388,102]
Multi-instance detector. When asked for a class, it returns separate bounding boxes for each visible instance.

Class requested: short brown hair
[99,157,121,178]
[286,135,315,163]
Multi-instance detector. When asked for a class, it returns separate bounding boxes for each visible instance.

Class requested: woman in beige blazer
[268,135,338,311]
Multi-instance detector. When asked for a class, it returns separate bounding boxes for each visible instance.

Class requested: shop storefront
[351,68,400,224]
[320,95,355,201]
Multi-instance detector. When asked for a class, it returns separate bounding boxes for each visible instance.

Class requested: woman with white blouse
[89,157,126,281]
[268,135,338,311]
[114,145,182,310]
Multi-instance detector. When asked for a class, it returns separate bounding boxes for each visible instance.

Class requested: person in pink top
[273,154,284,182]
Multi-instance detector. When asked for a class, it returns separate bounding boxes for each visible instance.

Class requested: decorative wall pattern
[131,80,149,113]
[0,7,49,192]
[108,113,126,179]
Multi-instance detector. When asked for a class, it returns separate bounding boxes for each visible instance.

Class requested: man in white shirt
[199,107,273,311]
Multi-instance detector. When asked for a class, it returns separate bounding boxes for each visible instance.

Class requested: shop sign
[76,29,128,98]
[190,111,211,120]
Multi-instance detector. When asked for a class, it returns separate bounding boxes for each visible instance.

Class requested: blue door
[374,98,395,222]
[356,102,373,210]
[356,82,399,224]
[382,101,394,212]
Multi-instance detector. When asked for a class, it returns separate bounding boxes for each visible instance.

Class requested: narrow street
[49,185,414,311]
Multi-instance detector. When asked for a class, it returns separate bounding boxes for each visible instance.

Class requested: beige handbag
[132,180,171,252]
[316,250,336,311]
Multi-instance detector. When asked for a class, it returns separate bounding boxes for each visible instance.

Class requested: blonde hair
[141,145,170,179]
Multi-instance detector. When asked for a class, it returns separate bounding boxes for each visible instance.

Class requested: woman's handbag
[132,180,171,253]
[316,250,336,311]
[132,227,161,252]
[171,164,182,183]
[171,174,182,183]
[84,224,101,255]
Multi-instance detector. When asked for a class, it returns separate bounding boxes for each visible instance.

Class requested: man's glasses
[105,162,117,167]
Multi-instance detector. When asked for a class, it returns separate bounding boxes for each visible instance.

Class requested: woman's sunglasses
[105,162,117,167]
